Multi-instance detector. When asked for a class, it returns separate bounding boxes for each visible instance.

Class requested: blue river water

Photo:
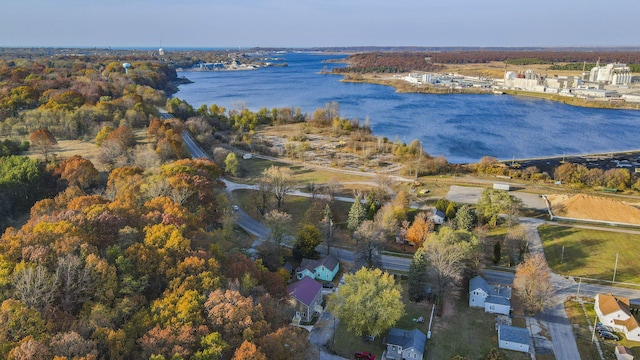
[174,52,640,164]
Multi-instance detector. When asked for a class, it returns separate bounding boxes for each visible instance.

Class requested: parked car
[598,331,620,341]
[322,282,334,289]
[232,205,239,211]
[596,323,614,333]
[355,351,376,360]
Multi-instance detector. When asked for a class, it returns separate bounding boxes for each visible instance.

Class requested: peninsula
[331,50,640,110]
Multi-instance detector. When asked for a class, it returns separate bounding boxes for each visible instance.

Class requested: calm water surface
[175,53,640,163]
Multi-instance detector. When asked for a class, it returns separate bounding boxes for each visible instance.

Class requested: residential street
[308,311,348,360]
[181,130,640,360]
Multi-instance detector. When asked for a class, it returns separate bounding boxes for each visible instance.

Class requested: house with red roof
[595,293,640,342]
[287,276,323,323]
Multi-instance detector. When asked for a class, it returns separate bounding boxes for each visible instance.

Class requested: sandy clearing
[547,193,640,224]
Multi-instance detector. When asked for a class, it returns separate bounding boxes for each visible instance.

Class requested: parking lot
[446,185,547,211]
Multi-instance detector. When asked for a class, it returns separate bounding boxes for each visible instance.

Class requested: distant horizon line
[2,45,640,51]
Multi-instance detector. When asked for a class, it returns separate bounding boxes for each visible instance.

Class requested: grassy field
[539,224,640,283]
[240,156,380,186]
[232,189,354,237]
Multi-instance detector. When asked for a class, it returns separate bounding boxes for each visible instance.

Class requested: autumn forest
[0,49,311,359]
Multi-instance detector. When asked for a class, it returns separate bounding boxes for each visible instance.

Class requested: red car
[355,351,376,360]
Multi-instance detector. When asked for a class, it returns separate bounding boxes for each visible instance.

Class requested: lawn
[426,296,529,360]
[334,280,531,360]
[330,281,431,359]
[539,224,640,283]
[232,189,353,237]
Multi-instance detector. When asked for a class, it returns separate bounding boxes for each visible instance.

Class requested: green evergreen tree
[493,240,501,265]
[408,247,428,302]
[347,193,366,232]
[445,201,457,220]
[435,198,449,212]
[364,191,379,220]
[454,204,476,232]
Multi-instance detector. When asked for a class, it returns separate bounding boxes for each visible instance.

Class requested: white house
[431,209,446,225]
[498,325,530,353]
[595,293,640,342]
[469,275,511,315]
[385,328,426,360]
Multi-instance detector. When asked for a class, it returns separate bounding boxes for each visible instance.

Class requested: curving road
[181,130,640,360]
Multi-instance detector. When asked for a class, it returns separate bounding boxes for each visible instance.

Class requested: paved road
[180,130,640,360]
[308,310,348,360]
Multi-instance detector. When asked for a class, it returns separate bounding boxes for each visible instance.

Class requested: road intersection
[181,130,640,360]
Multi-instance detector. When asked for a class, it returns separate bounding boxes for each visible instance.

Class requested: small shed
[616,345,634,360]
[498,325,530,353]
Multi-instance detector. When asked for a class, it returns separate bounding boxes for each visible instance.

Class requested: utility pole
[613,253,619,283]
[591,314,598,343]
[561,246,565,263]
[416,140,422,180]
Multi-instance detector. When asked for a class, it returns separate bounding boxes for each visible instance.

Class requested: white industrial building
[503,70,540,90]
[546,76,583,89]
[589,62,632,85]
[404,73,433,84]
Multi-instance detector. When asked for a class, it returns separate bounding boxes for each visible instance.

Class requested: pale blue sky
[1,0,638,48]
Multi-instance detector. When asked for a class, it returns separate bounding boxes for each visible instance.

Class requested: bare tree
[170,187,195,206]
[375,173,393,202]
[253,178,272,216]
[320,204,335,254]
[423,227,477,302]
[424,238,468,302]
[354,220,384,268]
[506,225,529,266]
[13,264,56,310]
[323,178,342,203]
[262,165,295,208]
[264,210,292,248]
[514,253,553,314]
[55,254,93,313]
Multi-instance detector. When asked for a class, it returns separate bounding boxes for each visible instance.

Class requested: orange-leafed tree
[259,326,310,360]
[232,340,266,360]
[105,125,136,148]
[513,253,553,313]
[406,211,434,248]
[56,155,99,190]
[205,289,268,349]
[29,128,57,161]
